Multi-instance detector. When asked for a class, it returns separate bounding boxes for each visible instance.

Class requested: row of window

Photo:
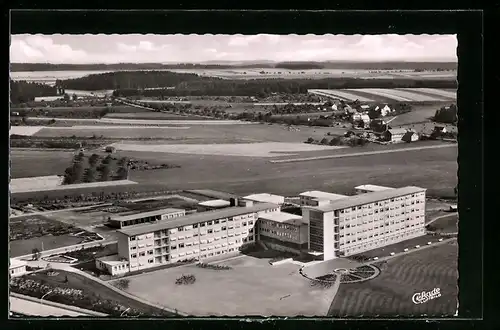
[340,219,425,230]
[339,224,424,244]
[261,221,299,232]
[342,230,425,254]
[260,229,298,240]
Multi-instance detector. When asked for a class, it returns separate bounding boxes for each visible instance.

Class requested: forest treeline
[10,80,59,104]
[11,61,458,72]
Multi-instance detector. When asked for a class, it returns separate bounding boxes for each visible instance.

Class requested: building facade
[98,203,280,273]
[355,184,394,194]
[303,186,426,260]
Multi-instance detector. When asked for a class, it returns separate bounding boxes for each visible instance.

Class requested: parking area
[116,254,337,316]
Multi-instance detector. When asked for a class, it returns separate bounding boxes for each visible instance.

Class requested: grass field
[124,144,458,197]
[10,149,75,179]
[328,240,458,317]
[426,214,459,233]
[117,254,335,316]
[103,112,206,120]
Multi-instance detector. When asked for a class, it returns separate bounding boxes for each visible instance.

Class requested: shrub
[115,279,130,290]
[175,274,196,285]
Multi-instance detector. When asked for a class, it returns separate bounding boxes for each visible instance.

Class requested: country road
[270,143,457,163]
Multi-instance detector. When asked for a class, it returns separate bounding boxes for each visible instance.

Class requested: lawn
[13,270,174,316]
[10,149,75,178]
[10,235,85,257]
[117,255,336,316]
[348,234,449,260]
[328,240,458,317]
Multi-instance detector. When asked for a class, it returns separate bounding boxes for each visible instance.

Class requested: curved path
[426,212,458,226]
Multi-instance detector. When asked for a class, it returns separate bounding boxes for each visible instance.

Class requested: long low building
[354,184,394,194]
[244,193,286,206]
[299,190,348,207]
[107,208,186,229]
[303,186,426,260]
[97,202,280,274]
[258,212,308,253]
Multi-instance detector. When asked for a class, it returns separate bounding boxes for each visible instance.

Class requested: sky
[10,34,458,64]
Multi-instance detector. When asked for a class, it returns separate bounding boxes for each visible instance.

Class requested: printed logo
[412,288,442,304]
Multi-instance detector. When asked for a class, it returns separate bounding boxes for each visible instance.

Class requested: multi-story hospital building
[302,186,426,260]
[96,185,427,274]
[97,202,280,275]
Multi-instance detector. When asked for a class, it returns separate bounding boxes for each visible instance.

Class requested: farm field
[328,240,458,316]
[10,149,75,178]
[308,88,456,103]
[10,175,63,194]
[10,126,44,136]
[116,254,336,316]
[103,112,207,120]
[110,142,346,157]
[32,123,338,142]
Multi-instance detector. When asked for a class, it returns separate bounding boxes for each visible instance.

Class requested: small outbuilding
[402,131,419,143]
[9,259,27,278]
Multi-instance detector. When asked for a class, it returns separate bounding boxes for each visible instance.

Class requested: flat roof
[299,191,348,201]
[111,208,185,222]
[97,254,129,265]
[259,212,306,225]
[198,199,231,208]
[10,258,27,269]
[117,203,279,237]
[244,193,285,204]
[311,186,426,212]
[355,184,394,192]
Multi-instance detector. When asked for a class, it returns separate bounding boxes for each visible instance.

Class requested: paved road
[10,296,89,317]
[270,143,457,163]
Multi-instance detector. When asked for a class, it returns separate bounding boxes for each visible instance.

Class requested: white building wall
[323,211,337,260]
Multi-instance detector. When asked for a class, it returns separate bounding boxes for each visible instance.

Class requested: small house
[375,105,392,117]
[434,126,447,134]
[402,131,419,143]
[383,128,407,143]
[9,259,27,278]
[360,105,370,111]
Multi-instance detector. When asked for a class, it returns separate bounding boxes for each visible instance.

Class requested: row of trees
[306,136,368,147]
[63,153,129,185]
[10,80,59,104]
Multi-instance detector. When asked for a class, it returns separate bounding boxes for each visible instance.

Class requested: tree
[32,248,41,261]
[63,93,70,102]
[88,154,100,167]
[64,275,69,283]
[72,93,78,101]
[329,137,342,146]
[85,167,97,183]
[320,137,329,145]
[116,166,129,180]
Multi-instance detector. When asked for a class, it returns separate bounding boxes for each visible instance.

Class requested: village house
[434,126,447,134]
[383,128,407,143]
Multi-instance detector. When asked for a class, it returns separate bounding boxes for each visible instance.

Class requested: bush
[305,137,315,144]
[114,279,130,290]
[175,274,196,285]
